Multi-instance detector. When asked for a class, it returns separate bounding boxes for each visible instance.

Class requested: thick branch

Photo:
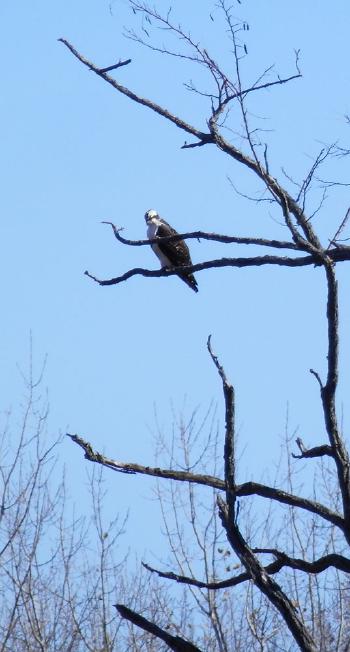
[235,480,344,530]
[67,434,344,529]
[253,549,350,575]
[115,604,202,652]
[320,263,350,541]
[207,336,235,494]
[218,497,318,652]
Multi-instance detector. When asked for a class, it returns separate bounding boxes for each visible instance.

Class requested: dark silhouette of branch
[101,220,301,251]
[58,38,211,144]
[66,434,344,530]
[115,604,203,652]
[319,263,350,544]
[253,549,350,575]
[98,59,131,73]
[83,245,350,287]
[142,559,283,590]
[61,16,350,649]
[234,481,343,529]
[126,1,301,103]
[143,548,350,591]
[217,497,318,652]
[207,335,235,498]
[310,367,324,389]
[211,323,318,650]
[292,437,333,459]
[327,207,350,249]
[59,37,321,249]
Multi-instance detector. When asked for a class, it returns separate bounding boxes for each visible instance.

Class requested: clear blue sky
[0,0,349,553]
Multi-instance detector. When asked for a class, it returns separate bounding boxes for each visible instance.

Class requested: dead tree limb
[115,604,203,652]
[66,434,344,530]
[217,498,318,652]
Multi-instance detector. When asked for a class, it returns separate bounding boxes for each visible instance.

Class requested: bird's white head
[145,209,159,224]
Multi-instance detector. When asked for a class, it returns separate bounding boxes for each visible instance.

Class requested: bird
[144,209,198,292]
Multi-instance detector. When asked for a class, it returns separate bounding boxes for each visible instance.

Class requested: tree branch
[115,604,203,652]
[98,59,132,73]
[217,497,318,652]
[320,263,350,542]
[143,547,350,592]
[58,38,211,144]
[102,220,301,251]
[83,246,350,287]
[234,480,344,530]
[207,336,235,494]
[67,434,344,529]
[253,549,350,575]
[59,37,338,255]
[292,437,333,460]
[142,558,283,590]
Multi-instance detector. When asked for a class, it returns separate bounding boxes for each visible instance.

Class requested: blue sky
[1,0,350,554]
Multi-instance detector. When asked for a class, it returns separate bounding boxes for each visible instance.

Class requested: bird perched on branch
[145,209,198,293]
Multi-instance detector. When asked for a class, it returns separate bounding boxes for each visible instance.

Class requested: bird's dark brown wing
[156,220,198,292]
[156,221,193,267]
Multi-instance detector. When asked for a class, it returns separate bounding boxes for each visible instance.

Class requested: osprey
[145,209,198,293]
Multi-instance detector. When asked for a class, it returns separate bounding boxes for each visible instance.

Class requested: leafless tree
[61,2,350,650]
[0,355,182,651]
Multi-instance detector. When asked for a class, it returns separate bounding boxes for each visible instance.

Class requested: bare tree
[0,355,181,651]
[61,2,350,650]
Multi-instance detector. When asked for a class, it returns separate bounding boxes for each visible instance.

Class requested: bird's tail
[179,272,198,293]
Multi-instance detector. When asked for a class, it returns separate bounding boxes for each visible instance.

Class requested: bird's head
[144,209,159,224]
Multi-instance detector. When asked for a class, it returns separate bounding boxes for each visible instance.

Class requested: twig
[98,59,131,73]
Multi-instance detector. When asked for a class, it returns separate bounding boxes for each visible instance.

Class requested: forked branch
[217,497,318,652]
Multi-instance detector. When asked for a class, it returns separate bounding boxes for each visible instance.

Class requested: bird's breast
[147,222,158,239]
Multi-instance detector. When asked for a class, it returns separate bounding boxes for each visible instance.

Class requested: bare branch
[327,206,350,249]
[292,438,333,460]
[319,263,350,543]
[142,558,284,591]
[66,433,227,489]
[67,434,344,529]
[144,545,350,592]
[59,38,318,250]
[217,496,318,652]
[309,368,324,390]
[234,481,344,530]
[102,220,301,250]
[115,604,203,652]
[83,246,350,288]
[296,146,333,209]
[98,59,132,73]
[253,549,350,575]
[207,336,235,494]
[58,38,211,144]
